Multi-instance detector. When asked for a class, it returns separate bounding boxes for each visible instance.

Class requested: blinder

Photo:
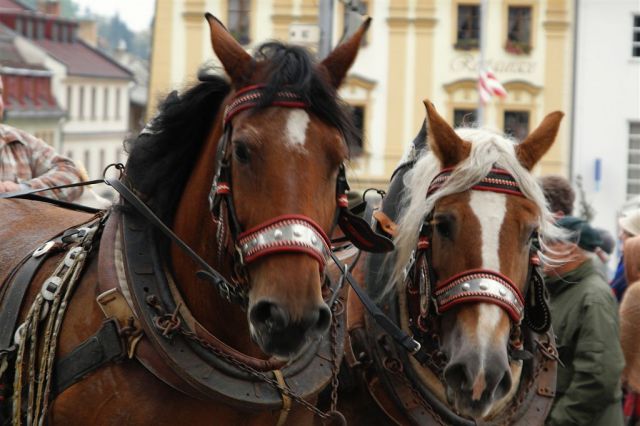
[405,166,551,333]
[208,84,393,303]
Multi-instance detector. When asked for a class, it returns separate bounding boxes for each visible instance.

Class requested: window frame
[453,1,481,51]
[227,0,252,45]
[633,14,640,58]
[502,109,531,141]
[627,121,640,198]
[503,1,537,56]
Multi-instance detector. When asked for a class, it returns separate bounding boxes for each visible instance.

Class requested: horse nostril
[495,370,512,399]
[444,362,471,392]
[314,305,331,333]
[250,301,289,330]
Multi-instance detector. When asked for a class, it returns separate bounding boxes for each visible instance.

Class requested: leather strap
[328,250,423,358]
[53,319,125,395]
[107,178,241,302]
[0,241,62,354]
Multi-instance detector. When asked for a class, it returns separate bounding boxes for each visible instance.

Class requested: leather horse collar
[95,209,346,410]
[209,84,393,304]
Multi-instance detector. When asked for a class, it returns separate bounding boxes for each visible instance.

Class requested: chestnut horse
[0,14,376,425]
[338,102,564,424]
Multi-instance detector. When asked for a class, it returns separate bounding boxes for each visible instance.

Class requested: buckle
[33,240,55,258]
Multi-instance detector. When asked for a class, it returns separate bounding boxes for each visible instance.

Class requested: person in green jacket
[544,216,625,426]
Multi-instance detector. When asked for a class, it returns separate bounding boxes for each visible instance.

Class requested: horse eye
[435,219,454,240]
[233,142,250,164]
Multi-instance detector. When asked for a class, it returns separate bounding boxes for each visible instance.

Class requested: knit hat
[556,216,604,252]
[620,209,640,237]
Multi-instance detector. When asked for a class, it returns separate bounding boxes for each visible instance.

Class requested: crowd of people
[540,175,640,426]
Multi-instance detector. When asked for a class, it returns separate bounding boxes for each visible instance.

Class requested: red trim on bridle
[223,84,308,125]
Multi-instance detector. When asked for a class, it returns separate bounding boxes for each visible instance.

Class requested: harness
[347,165,558,425]
[0,83,396,424]
[404,167,551,335]
[207,83,393,305]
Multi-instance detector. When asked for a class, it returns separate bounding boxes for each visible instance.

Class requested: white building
[0,0,133,179]
[150,0,575,190]
[572,0,640,235]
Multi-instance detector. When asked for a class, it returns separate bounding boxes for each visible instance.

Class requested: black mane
[252,42,359,148]
[124,41,359,223]
[124,76,231,222]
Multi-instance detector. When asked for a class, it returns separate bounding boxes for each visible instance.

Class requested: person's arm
[547,300,624,425]
[22,135,84,202]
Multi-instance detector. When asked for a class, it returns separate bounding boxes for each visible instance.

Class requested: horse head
[393,101,563,418]
[164,15,371,361]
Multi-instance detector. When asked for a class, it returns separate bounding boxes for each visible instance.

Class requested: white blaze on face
[285,109,310,149]
[468,191,509,355]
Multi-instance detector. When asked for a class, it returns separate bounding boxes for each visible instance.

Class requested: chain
[329,301,341,413]
[173,320,332,420]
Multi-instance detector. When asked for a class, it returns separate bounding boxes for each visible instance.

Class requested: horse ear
[205,13,252,84]
[320,17,371,88]
[423,100,470,168]
[516,111,564,170]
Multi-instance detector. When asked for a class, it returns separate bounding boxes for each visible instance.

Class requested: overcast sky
[73,0,156,32]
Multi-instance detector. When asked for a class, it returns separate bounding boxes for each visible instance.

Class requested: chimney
[37,1,60,17]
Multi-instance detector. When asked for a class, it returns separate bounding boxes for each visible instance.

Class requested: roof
[0,25,47,72]
[0,0,29,11]
[33,38,132,80]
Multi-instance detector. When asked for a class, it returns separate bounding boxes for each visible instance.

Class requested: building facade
[148,0,574,189]
[0,25,64,146]
[0,0,133,179]
[572,0,640,235]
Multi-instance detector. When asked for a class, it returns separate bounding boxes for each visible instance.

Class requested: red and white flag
[478,68,507,104]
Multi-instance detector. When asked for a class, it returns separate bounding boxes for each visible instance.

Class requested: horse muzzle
[248,299,331,359]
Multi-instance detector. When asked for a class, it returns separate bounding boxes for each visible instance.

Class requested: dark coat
[545,259,624,426]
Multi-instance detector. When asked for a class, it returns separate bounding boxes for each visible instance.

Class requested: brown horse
[0,14,376,425]
[338,102,564,424]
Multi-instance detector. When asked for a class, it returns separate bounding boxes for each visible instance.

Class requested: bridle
[208,84,393,306]
[404,167,551,340]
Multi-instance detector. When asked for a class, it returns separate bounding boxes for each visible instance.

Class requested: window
[66,86,72,117]
[15,18,23,35]
[228,0,251,45]
[628,122,640,197]
[456,4,480,50]
[504,110,530,141]
[103,87,109,119]
[115,88,121,120]
[61,25,68,43]
[83,150,91,176]
[633,15,640,58]
[78,86,84,120]
[36,21,44,39]
[51,24,58,41]
[90,87,96,120]
[506,6,532,55]
[25,19,33,38]
[348,105,365,156]
[99,149,106,173]
[454,109,477,127]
